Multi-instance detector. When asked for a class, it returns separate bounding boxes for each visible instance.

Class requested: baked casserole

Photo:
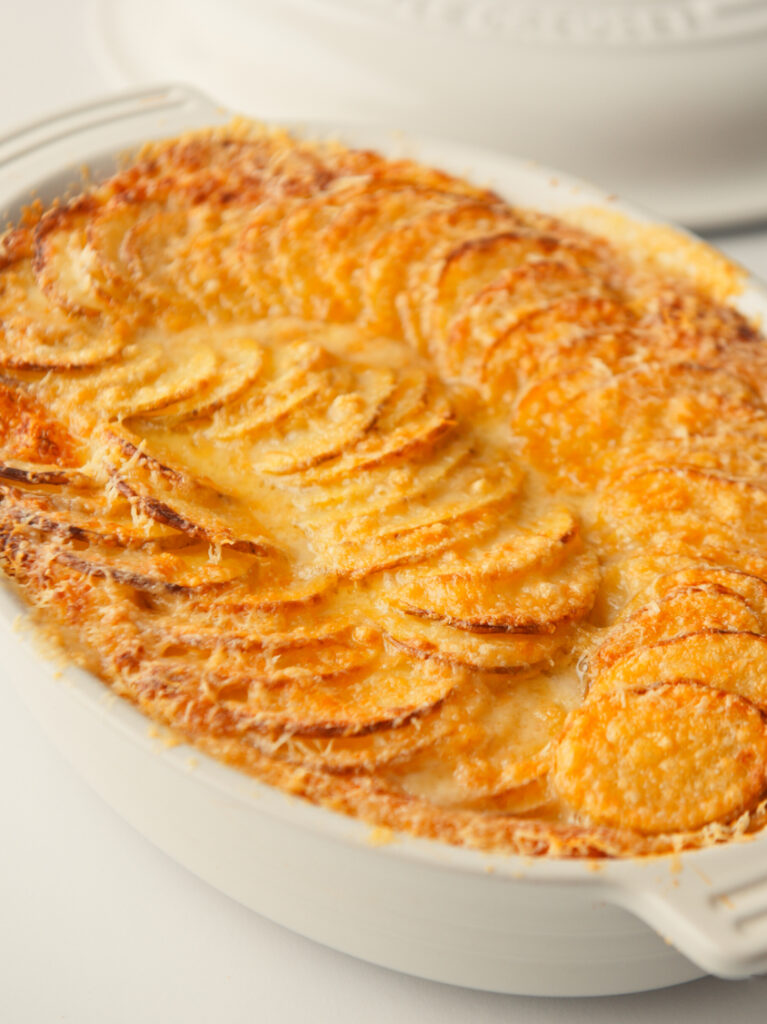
[2,122,767,858]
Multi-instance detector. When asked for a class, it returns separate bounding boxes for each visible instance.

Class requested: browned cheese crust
[2,121,767,858]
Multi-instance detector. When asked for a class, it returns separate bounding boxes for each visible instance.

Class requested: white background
[2,3,767,1021]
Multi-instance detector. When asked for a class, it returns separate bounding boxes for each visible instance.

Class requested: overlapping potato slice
[514,361,764,487]
[103,425,277,556]
[623,566,767,621]
[130,647,459,738]
[57,539,256,592]
[330,451,524,576]
[590,586,765,675]
[145,335,265,423]
[604,464,767,548]
[588,630,767,711]
[246,365,396,475]
[422,232,609,368]
[481,296,636,396]
[0,484,185,547]
[382,607,564,672]
[0,246,126,370]
[554,684,767,833]
[299,367,454,481]
[0,380,82,466]
[388,670,582,808]
[384,512,598,634]
[360,201,521,339]
[435,258,625,384]
[266,704,453,773]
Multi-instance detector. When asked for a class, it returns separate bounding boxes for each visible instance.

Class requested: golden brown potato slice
[607,465,767,547]
[437,260,617,383]
[589,629,767,711]
[0,485,186,547]
[0,381,84,468]
[104,425,277,556]
[382,606,564,672]
[481,297,635,397]
[424,232,604,359]
[390,549,599,634]
[514,362,763,487]
[0,462,89,487]
[133,651,459,738]
[360,201,520,339]
[55,539,257,592]
[622,565,767,622]
[554,683,767,833]
[317,185,464,320]
[590,586,764,675]
[254,699,454,773]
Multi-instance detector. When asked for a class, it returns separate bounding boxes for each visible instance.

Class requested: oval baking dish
[2,83,767,997]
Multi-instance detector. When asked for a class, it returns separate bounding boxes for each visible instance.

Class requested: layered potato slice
[5,119,767,859]
[1,227,128,370]
[514,361,765,487]
[554,685,767,834]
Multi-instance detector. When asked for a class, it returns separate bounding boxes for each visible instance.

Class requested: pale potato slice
[0,255,126,370]
[589,629,767,711]
[250,365,396,475]
[253,700,454,773]
[210,339,330,440]
[389,672,581,806]
[150,336,265,423]
[554,684,767,833]
[299,368,455,481]
[33,198,108,317]
[332,455,524,576]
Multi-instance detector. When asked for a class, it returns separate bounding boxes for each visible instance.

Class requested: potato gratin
[2,122,767,858]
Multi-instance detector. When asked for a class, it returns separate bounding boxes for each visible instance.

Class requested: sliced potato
[589,629,767,711]
[554,684,767,833]
[382,606,563,672]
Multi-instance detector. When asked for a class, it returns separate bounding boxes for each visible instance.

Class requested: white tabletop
[3,4,767,1021]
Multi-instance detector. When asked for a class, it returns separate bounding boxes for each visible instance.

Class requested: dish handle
[0,84,225,216]
[610,840,767,979]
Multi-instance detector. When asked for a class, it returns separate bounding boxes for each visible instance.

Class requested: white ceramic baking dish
[3,83,767,997]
